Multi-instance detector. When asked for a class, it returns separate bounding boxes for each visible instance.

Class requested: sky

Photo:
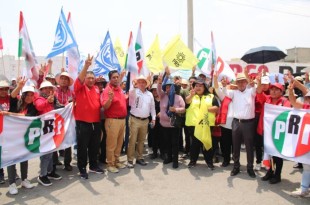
[0,0,310,61]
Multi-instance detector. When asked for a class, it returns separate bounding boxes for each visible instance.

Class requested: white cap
[261,76,270,85]
[39,81,56,90]
[22,86,35,93]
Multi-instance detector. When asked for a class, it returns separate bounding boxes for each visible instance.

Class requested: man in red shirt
[101,70,127,173]
[74,54,103,179]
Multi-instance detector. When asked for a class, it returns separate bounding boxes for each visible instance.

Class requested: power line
[218,0,310,18]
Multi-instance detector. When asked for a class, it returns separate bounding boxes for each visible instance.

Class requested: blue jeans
[301,164,310,192]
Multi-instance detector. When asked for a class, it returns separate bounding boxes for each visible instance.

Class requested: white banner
[264,104,310,165]
[0,103,76,168]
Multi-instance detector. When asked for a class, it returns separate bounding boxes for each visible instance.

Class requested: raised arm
[11,77,27,98]
[288,81,303,109]
[78,54,93,83]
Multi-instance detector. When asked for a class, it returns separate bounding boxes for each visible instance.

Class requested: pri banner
[264,104,310,165]
[0,103,76,168]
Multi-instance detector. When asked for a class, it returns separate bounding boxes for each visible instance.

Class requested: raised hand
[85,54,93,68]
[47,90,55,103]
[17,76,28,88]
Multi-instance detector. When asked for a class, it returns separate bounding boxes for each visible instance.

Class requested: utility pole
[187,0,194,51]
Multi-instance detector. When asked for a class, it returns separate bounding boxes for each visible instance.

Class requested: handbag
[170,113,184,128]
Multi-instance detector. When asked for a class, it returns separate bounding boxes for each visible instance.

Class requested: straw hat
[0,80,12,88]
[150,84,157,90]
[39,81,56,90]
[56,72,74,86]
[236,73,247,81]
[133,75,150,88]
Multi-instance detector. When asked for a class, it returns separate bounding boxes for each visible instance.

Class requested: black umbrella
[241,46,287,64]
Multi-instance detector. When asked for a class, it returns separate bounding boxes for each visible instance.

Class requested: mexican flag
[264,104,310,165]
[0,103,76,168]
[125,31,138,91]
[135,22,149,77]
[18,11,39,80]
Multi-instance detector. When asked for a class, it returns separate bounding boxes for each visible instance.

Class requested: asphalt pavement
[1,147,309,205]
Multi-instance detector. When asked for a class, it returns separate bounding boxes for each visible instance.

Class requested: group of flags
[1,8,237,85]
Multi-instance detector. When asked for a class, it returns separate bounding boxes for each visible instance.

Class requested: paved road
[1,149,309,205]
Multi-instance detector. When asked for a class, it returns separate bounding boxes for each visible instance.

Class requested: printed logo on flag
[272,111,310,157]
[54,20,68,50]
[24,113,65,153]
[197,48,210,69]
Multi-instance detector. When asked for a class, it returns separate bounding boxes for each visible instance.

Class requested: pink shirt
[157,84,185,127]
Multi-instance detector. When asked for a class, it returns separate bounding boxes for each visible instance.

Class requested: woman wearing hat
[34,80,62,186]
[256,79,291,184]
[2,77,37,195]
[157,74,185,169]
[185,78,219,169]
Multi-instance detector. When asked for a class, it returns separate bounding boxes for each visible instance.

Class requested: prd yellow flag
[162,35,199,69]
[114,37,126,69]
[194,99,212,150]
[145,35,163,73]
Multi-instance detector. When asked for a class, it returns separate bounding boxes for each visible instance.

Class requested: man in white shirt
[127,75,156,168]
[214,72,257,178]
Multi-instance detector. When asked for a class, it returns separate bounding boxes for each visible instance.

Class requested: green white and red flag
[0,104,76,168]
[264,104,310,165]
[135,22,149,77]
[18,11,39,80]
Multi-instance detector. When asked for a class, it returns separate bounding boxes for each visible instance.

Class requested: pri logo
[272,111,310,157]
[24,114,65,153]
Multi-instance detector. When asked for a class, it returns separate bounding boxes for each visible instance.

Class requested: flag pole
[17,57,20,77]
[1,50,5,75]
[62,52,65,71]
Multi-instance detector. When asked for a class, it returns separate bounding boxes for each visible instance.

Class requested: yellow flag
[145,35,163,73]
[193,99,212,150]
[114,37,126,69]
[162,35,199,70]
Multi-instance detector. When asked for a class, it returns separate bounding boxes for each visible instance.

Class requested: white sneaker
[9,183,18,195]
[22,179,34,189]
[241,144,246,150]
[254,163,261,171]
[290,188,310,198]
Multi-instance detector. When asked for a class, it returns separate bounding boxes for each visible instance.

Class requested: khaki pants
[127,116,149,162]
[105,118,125,167]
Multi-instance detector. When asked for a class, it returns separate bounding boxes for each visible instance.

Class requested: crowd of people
[0,58,309,198]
